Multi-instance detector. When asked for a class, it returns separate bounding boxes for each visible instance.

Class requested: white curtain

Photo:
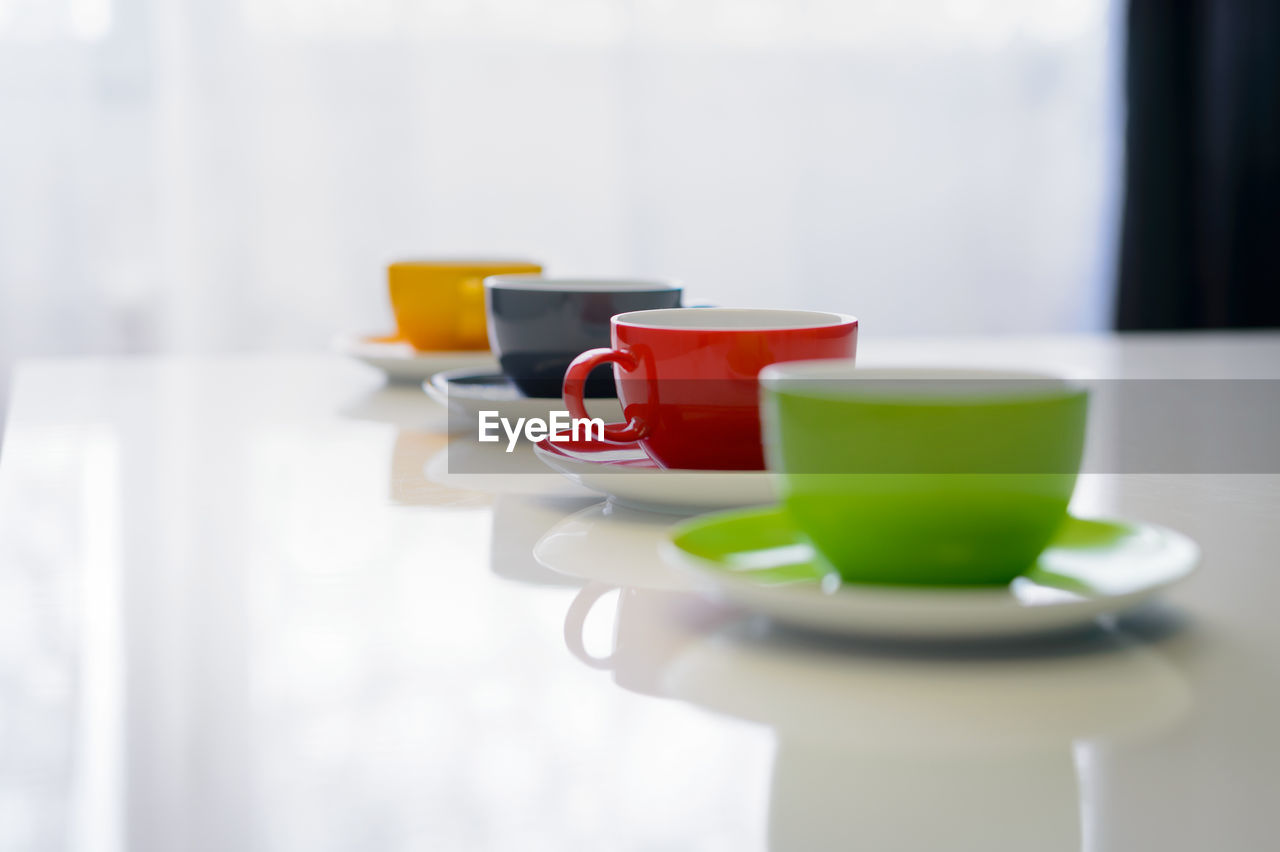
[0,0,1120,401]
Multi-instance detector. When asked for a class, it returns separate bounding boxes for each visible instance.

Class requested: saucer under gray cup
[484,276,684,398]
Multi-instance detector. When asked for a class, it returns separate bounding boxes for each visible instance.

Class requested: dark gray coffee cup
[484,276,684,398]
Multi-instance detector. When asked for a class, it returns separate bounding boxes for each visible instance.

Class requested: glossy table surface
[2,333,1279,851]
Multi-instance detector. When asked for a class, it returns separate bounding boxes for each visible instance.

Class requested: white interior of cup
[485,275,681,292]
[616,308,854,330]
[759,362,1079,403]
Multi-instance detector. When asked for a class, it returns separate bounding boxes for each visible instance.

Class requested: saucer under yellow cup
[388,259,541,351]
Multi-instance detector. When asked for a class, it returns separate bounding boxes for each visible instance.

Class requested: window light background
[0,0,1120,409]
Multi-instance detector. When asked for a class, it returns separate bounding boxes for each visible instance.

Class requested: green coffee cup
[758,363,1089,586]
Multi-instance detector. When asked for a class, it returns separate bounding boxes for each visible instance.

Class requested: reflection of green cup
[759,364,1089,586]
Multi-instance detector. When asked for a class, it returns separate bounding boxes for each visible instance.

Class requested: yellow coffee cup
[388,259,542,351]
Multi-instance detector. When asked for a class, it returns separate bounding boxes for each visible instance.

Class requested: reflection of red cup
[562,309,858,470]
[489,494,597,587]
[563,582,724,697]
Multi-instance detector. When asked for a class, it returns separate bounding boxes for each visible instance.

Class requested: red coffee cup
[561,308,858,470]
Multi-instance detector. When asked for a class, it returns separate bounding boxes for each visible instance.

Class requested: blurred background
[0,0,1276,434]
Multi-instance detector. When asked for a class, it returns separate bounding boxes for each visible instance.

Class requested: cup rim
[759,362,1085,404]
[484,275,683,292]
[390,258,542,269]
[613,308,857,331]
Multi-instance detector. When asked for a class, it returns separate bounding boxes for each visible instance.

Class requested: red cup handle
[562,347,647,444]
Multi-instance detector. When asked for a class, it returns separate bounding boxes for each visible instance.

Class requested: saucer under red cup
[561,308,858,470]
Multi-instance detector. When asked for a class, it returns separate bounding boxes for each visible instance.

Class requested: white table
[2,334,1279,852]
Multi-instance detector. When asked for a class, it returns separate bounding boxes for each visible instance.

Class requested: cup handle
[562,347,648,444]
[563,582,618,670]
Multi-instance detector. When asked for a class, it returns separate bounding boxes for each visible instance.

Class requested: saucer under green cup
[662,506,1199,640]
[758,364,1089,586]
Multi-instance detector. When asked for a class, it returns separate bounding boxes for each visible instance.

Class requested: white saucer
[663,508,1200,640]
[425,367,624,432]
[532,438,776,515]
[332,333,496,383]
